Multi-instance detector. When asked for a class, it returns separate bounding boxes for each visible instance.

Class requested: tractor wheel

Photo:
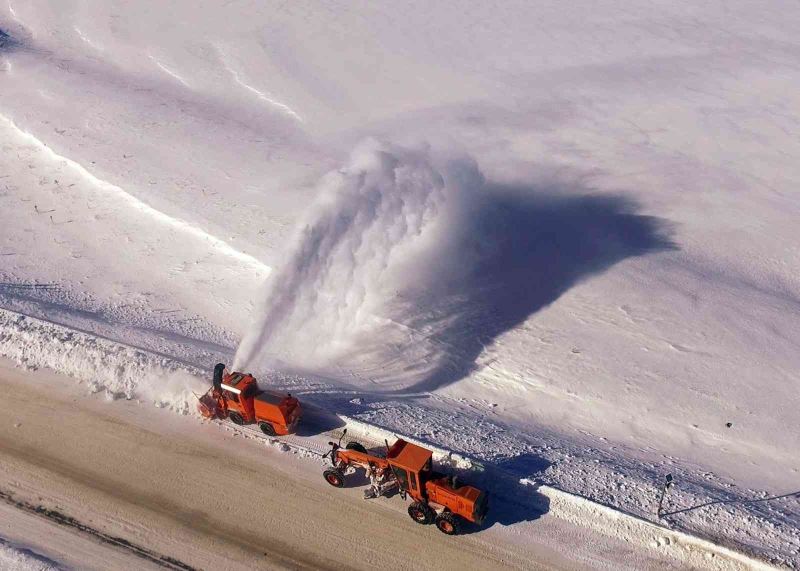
[229,412,245,426]
[345,441,368,454]
[259,421,276,436]
[407,502,434,525]
[323,468,345,488]
[435,512,462,535]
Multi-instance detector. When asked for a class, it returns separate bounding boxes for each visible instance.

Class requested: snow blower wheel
[228,411,245,425]
[323,468,345,488]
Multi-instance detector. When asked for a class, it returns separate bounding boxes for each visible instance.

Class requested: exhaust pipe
[213,363,225,392]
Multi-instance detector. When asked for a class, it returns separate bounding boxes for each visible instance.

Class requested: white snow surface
[1,1,800,567]
[0,538,63,571]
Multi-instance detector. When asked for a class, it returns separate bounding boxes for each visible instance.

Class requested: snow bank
[0,309,206,414]
[0,539,62,571]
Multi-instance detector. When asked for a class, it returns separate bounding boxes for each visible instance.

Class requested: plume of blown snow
[234,140,482,377]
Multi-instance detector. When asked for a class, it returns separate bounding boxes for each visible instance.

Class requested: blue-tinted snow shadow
[432,454,553,532]
[458,452,554,534]
[373,183,676,393]
[0,28,19,52]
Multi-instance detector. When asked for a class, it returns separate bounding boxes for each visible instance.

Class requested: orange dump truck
[197,363,301,436]
[322,430,488,535]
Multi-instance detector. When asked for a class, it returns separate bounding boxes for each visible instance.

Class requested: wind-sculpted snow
[236,141,673,390]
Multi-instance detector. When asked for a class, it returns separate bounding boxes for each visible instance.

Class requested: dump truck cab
[197,364,301,436]
[386,439,433,501]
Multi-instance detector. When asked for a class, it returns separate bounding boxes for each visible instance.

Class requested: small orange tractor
[322,430,488,535]
[197,363,301,436]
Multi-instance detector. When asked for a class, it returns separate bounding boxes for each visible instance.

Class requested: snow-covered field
[2,1,799,567]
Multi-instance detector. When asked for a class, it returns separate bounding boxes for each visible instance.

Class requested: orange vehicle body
[197,363,301,436]
[323,434,488,534]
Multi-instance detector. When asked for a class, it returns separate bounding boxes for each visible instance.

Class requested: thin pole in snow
[657,474,674,518]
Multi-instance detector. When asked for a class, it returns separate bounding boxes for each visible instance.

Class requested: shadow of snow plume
[236,140,674,391]
[0,28,18,51]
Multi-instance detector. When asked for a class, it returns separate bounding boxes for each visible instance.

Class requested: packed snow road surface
[0,359,777,570]
[0,361,575,571]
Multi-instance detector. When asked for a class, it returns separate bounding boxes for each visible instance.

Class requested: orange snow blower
[322,430,488,535]
[197,363,301,436]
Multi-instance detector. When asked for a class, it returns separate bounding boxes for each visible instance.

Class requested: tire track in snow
[0,112,270,274]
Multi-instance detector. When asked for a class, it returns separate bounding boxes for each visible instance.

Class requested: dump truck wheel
[435,512,461,535]
[259,421,276,436]
[323,469,345,488]
[408,502,434,525]
[229,412,245,425]
[345,441,368,454]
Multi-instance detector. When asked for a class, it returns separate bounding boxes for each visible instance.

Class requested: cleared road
[0,362,577,571]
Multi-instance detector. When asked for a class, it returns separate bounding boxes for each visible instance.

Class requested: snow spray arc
[234,140,483,378]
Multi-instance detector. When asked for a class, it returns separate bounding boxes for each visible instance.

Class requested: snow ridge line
[0,113,269,273]
[0,308,776,570]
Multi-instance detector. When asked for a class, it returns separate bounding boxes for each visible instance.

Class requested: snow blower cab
[197,363,301,436]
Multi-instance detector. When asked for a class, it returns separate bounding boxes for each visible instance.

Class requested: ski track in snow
[0,113,268,274]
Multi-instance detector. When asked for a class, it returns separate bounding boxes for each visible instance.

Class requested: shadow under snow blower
[196,363,301,436]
